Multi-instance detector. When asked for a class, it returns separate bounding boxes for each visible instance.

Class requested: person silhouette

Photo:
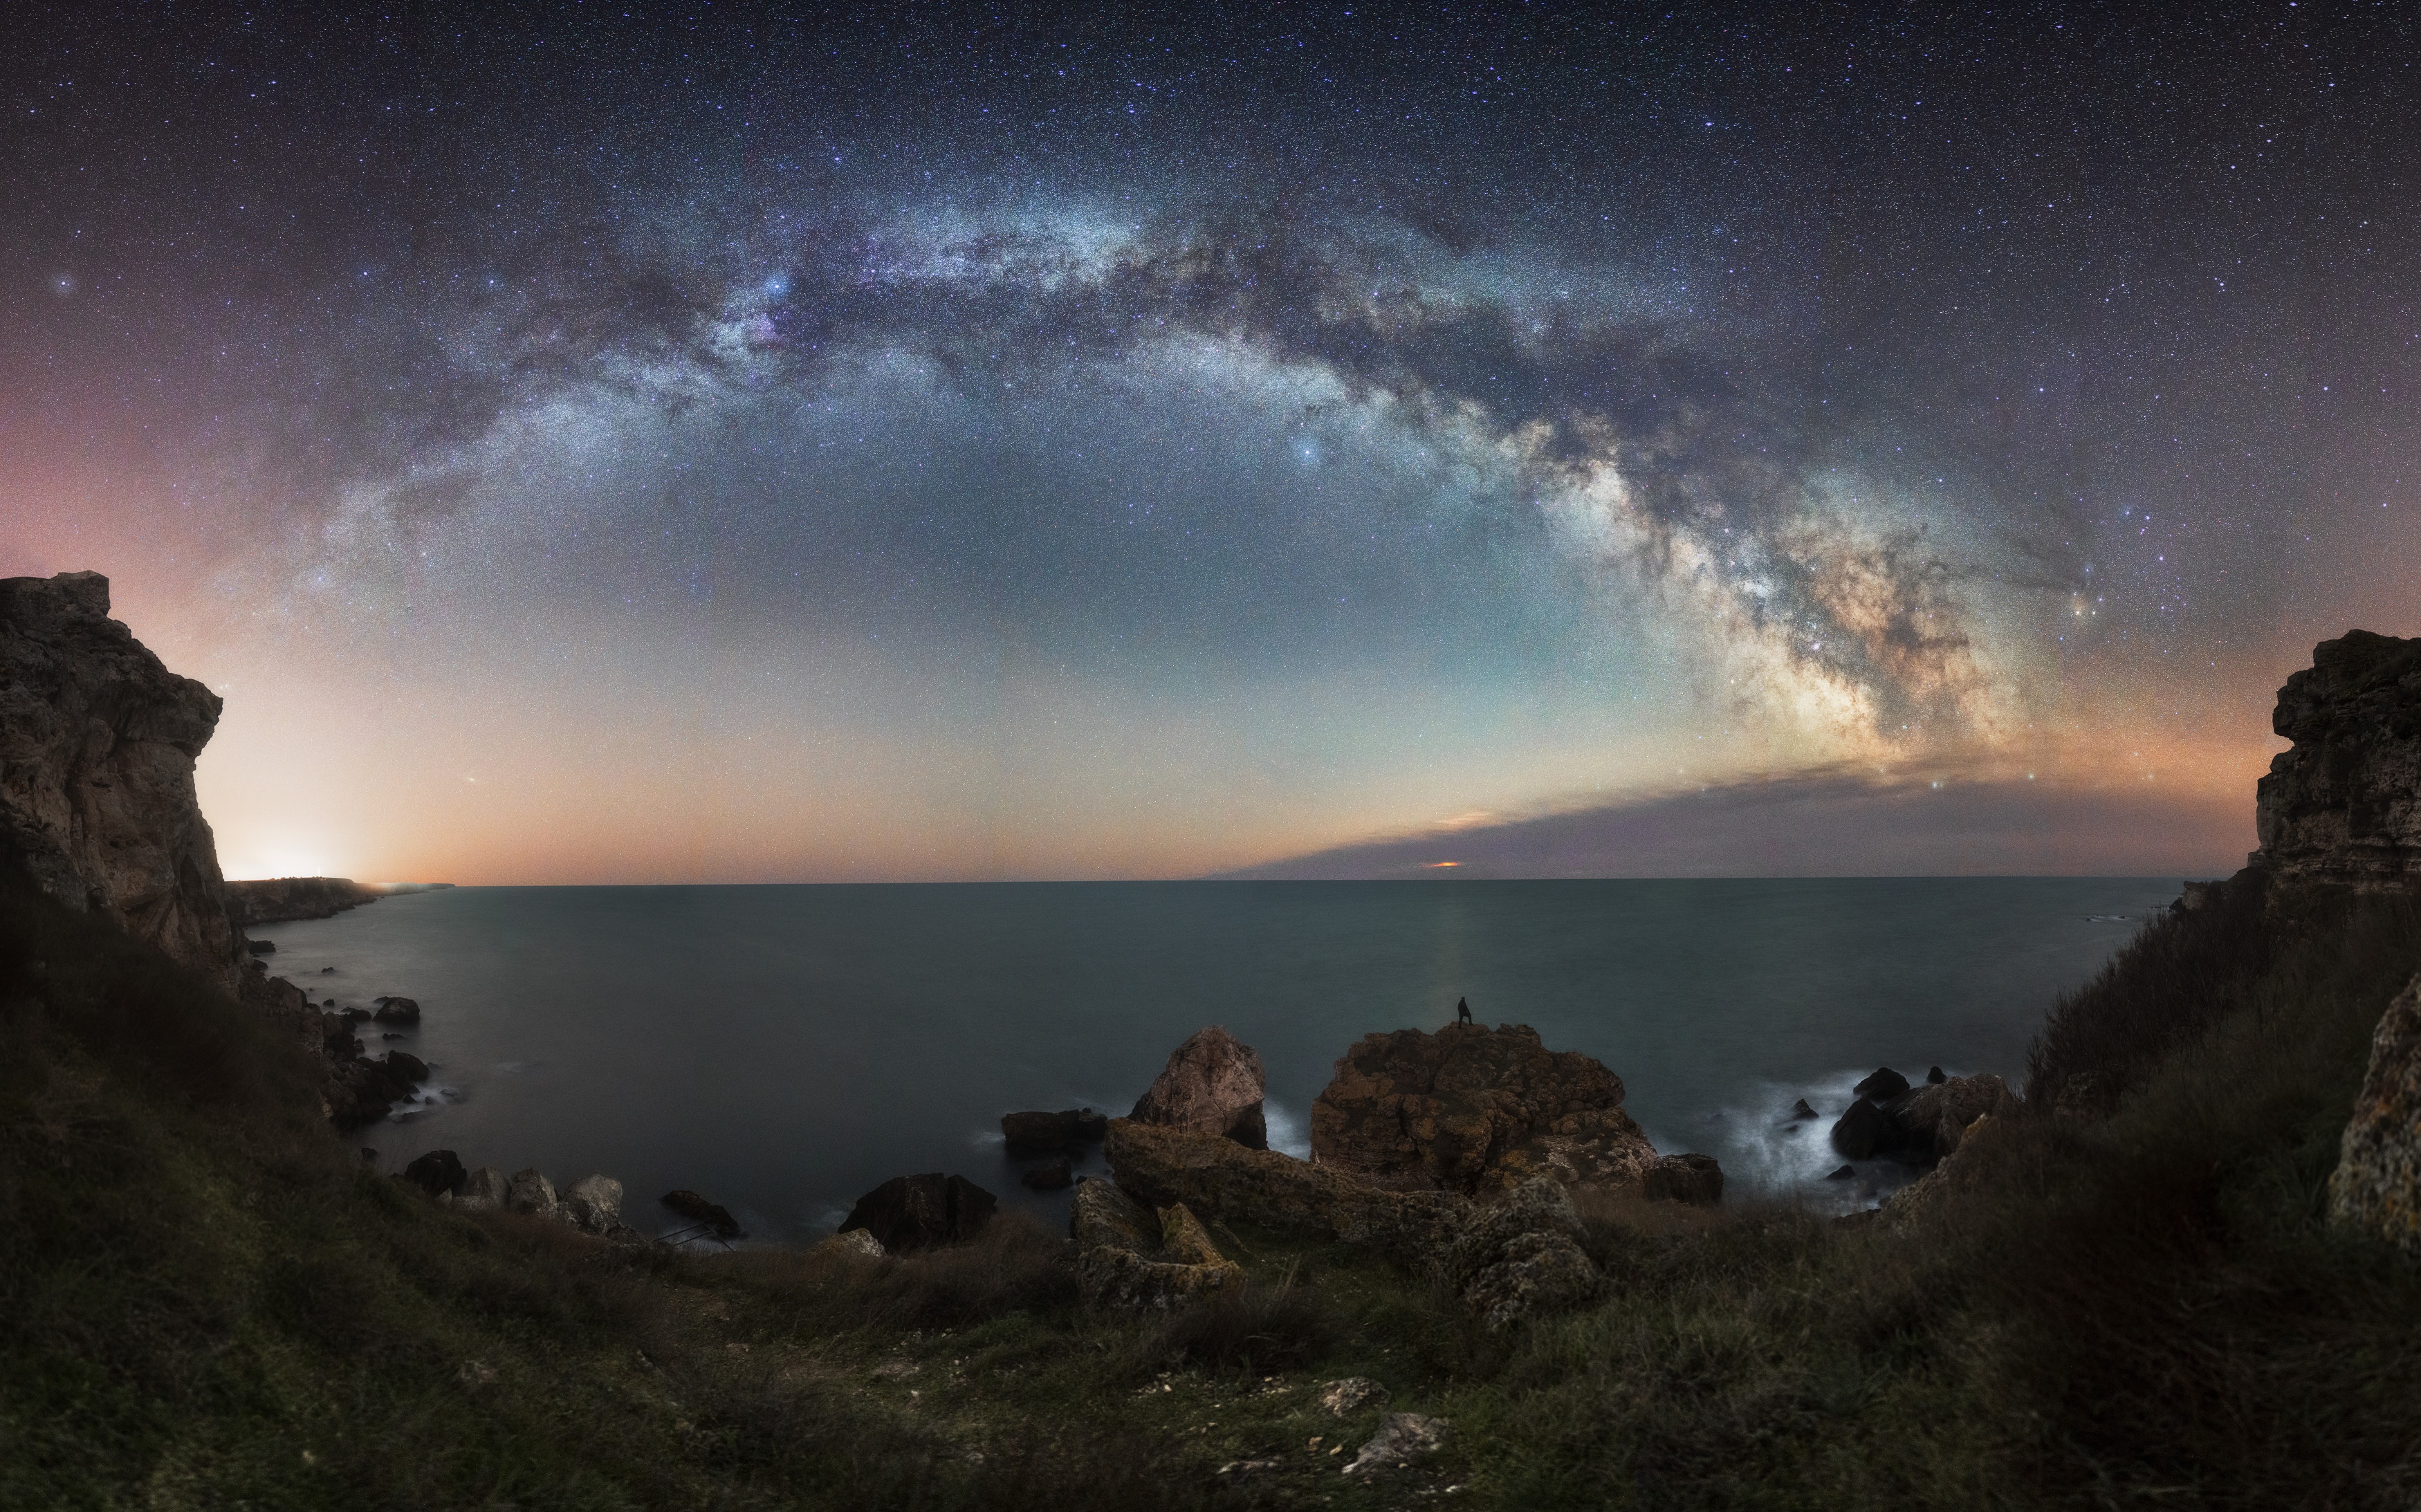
[1456,996,1473,1025]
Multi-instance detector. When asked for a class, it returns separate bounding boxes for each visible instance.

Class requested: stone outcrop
[560,1174,625,1235]
[1105,1118,1469,1266]
[840,1173,997,1253]
[2254,630,2421,889]
[1830,1069,2015,1164]
[404,1149,468,1197]
[1130,1026,1269,1148]
[1069,1178,1244,1309]
[1341,1413,1448,1477]
[457,1166,510,1212]
[0,572,241,986]
[2328,975,2421,1255]
[1000,1107,1109,1153]
[1311,1022,1658,1194]
[1437,1177,1601,1329]
[224,876,382,927]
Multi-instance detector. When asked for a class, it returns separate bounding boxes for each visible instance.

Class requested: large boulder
[1069,1179,1243,1309]
[457,1166,510,1212]
[1311,1022,1657,1194]
[506,1168,558,1217]
[0,571,244,986]
[660,1189,744,1239]
[2328,975,2421,1255]
[372,996,422,1025]
[1130,1026,1269,1149]
[1105,1118,1469,1266]
[560,1174,625,1235]
[1439,1178,1602,1329]
[2254,631,2421,890]
[840,1173,997,1253]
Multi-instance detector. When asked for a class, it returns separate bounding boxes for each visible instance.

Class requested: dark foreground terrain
[5,854,2419,1511]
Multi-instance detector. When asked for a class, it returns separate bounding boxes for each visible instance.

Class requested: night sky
[6,3,2415,883]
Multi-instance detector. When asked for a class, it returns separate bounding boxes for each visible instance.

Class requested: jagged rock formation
[0,571,241,986]
[225,876,381,927]
[2255,629,2421,889]
[2328,975,2421,1255]
[1105,1118,1469,1266]
[1310,1022,1659,1194]
[1129,1025,1269,1149]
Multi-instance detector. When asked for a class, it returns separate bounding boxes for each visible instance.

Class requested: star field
[4,2,2416,881]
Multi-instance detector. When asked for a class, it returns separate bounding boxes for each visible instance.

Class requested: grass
[4,857,2420,1508]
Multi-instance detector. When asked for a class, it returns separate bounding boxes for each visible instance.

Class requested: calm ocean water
[258,878,2180,1240]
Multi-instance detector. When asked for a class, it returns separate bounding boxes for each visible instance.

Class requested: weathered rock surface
[1439,1178,1601,1329]
[2255,630,2421,889]
[404,1149,468,1197]
[1130,1026,1268,1148]
[224,876,382,927]
[2328,975,2421,1255]
[1311,1022,1657,1194]
[1105,1118,1469,1266]
[840,1173,997,1253]
[1001,1107,1109,1152]
[1320,1378,1390,1417]
[1882,1113,2007,1229]
[1341,1413,1448,1477]
[507,1168,558,1217]
[1643,1152,1725,1205]
[0,572,241,986]
[372,996,421,1024]
[1070,1179,1244,1309]
[324,1050,430,1127]
[560,1174,625,1235]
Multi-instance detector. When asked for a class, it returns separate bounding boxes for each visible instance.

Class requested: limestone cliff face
[2254,630,2421,890]
[0,571,242,985]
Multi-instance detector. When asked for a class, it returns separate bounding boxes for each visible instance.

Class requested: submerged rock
[841,1173,997,1253]
[1130,1026,1269,1149]
[1832,1073,2015,1164]
[372,996,421,1024]
[1311,1022,1657,1195]
[2328,974,2421,1255]
[1001,1107,1109,1152]
[1643,1152,1724,1206]
[1020,1159,1074,1190]
[1854,1067,1912,1103]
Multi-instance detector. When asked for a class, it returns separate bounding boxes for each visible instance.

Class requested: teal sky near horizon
[5,4,2416,883]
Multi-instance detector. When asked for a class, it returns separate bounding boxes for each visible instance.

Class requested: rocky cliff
[225,876,382,928]
[0,572,243,985]
[2254,629,2421,889]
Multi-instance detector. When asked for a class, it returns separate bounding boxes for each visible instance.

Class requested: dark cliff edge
[4,598,2420,1507]
[225,876,385,928]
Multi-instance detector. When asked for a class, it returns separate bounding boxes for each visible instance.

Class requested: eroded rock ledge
[2254,629,2421,891]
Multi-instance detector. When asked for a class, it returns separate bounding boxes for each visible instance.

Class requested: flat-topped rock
[1310,1022,1657,1194]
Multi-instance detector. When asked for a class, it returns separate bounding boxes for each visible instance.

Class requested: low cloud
[1219,768,2251,881]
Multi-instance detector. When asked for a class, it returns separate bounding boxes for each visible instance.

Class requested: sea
[257,878,2180,1242]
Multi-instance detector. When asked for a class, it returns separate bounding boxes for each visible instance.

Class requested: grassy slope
[4,866,2420,1509]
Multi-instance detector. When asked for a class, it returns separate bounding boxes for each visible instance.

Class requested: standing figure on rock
[1456,997,1473,1025]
